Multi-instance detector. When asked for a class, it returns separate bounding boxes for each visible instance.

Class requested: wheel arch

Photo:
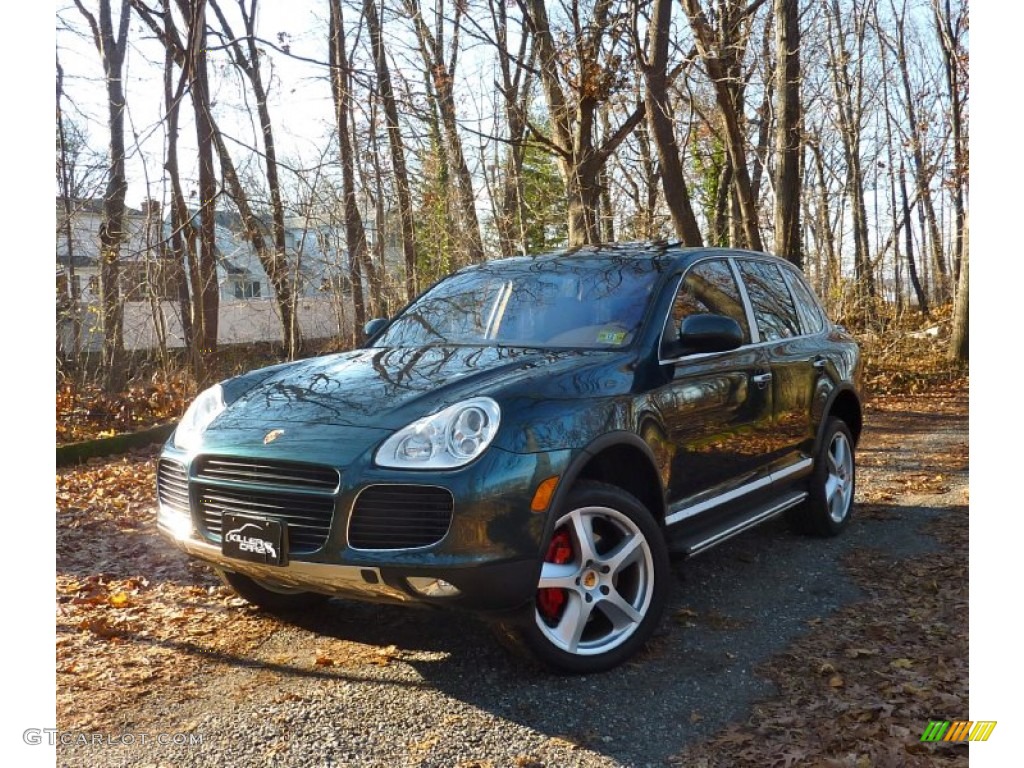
[544,432,667,544]
[818,386,863,450]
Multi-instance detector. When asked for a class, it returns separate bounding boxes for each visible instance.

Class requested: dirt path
[56,393,967,767]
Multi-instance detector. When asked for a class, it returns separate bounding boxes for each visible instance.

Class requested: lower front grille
[197,485,336,554]
[348,485,454,550]
[157,459,190,515]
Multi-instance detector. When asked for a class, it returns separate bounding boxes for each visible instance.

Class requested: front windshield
[374,257,661,349]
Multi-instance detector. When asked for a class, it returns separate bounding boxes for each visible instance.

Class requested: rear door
[735,259,820,476]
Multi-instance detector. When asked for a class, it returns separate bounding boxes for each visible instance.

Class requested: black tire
[217,568,330,612]
[501,480,670,674]
[788,418,856,537]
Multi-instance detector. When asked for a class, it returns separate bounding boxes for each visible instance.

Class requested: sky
[0,1,1012,764]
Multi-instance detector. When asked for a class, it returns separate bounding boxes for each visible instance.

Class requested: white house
[56,198,405,354]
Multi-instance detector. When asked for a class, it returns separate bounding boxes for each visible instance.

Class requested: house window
[233,280,261,299]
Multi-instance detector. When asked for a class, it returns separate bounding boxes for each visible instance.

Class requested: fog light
[406,576,461,598]
[158,505,194,541]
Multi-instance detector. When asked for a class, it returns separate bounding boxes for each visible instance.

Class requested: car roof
[475,243,795,275]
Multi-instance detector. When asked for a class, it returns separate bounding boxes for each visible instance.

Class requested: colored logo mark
[920,721,997,742]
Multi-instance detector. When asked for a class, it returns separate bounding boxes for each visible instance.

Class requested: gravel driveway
[56,398,967,768]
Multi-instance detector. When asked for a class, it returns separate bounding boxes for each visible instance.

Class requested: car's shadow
[252,502,947,765]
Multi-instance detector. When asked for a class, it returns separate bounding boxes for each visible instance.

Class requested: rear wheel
[788,418,856,536]
[217,569,329,612]
[507,481,670,673]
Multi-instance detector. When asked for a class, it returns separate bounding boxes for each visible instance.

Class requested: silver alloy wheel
[534,505,655,656]
[825,431,854,523]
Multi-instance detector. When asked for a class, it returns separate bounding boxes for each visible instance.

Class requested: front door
[652,258,777,517]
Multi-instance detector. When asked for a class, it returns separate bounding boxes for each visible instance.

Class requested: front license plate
[221,513,287,566]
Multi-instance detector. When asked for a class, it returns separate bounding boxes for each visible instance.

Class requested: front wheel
[217,568,330,612]
[788,418,856,536]
[507,481,670,673]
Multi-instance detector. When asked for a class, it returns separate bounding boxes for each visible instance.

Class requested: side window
[737,260,801,342]
[664,259,751,353]
[784,269,826,335]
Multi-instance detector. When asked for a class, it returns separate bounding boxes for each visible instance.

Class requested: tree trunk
[932,0,967,284]
[893,2,948,302]
[404,0,485,266]
[208,0,303,357]
[641,0,702,245]
[899,160,928,315]
[56,53,83,363]
[363,0,418,298]
[773,0,801,267]
[807,140,837,294]
[329,0,372,335]
[74,0,131,391]
[161,0,195,354]
[184,0,219,379]
[521,0,645,247]
[948,213,967,362]
[489,0,534,255]
[681,0,764,252]
[822,0,874,300]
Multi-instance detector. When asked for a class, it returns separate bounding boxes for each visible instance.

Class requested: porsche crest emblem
[263,429,285,445]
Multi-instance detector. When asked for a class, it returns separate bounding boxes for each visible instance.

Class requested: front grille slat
[349,485,454,550]
[196,456,339,492]
[157,459,190,515]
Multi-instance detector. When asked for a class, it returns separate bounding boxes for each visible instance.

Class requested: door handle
[752,372,773,385]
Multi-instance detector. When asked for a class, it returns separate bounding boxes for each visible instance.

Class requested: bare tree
[519,0,646,246]
[469,0,536,256]
[948,210,967,361]
[402,0,486,266]
[73,0,131,390]
[821,0,873,299]
[363,0,419,298]
[773,0,801,266]
[208,0,304,357]
[329,0,375,334]
[636,0,703,245]
[681,0,766,251]
[931,0,967,284]
[159,0,197,361]
[183,0,220,377]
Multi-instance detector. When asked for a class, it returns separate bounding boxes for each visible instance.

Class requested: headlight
[375,397,501,469]
[173,384,226,451]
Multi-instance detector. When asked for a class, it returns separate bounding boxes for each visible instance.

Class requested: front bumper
[157,442,573,612]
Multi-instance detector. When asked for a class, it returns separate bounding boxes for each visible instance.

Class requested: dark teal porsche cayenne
[157,243,863,672]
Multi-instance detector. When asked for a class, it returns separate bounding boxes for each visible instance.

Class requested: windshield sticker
[597,330,627,345]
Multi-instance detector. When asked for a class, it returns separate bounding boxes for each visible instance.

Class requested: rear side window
[737,261,801,342]
[784,269,826,335]
[664,259,751,352]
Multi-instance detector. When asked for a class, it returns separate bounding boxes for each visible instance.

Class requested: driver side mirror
[664,313,744,358]
[364,317,389,340]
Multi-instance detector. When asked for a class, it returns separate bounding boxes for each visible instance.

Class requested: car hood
[208,345,631,434]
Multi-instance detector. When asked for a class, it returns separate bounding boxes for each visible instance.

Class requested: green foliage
[519,139,567,253]
[691,135,727,247]
[414,127,457,286]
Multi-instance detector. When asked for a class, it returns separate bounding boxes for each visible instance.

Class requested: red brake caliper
[537,527,574,622]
